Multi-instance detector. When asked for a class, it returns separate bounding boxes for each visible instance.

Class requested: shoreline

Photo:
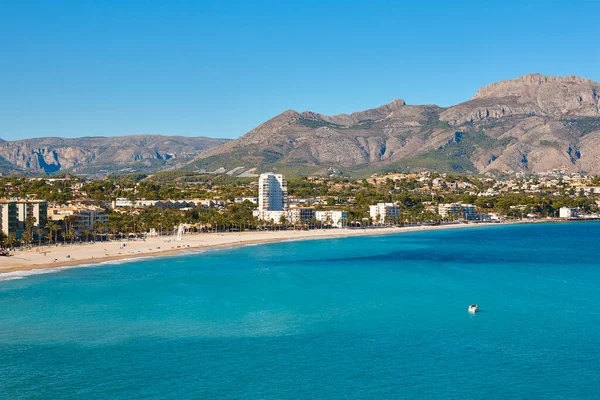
[0,220,567,276]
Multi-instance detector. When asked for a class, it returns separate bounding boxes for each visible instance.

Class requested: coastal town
[0,168,598,249]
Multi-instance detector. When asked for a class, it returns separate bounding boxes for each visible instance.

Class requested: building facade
[559,207,578,219]
[438,203,477,220]
[315,210,348,228]
[0,200,18,238]
[287,208,315,224]
[258,173,287,211]
[16,200,48,231]
[113,198,134,208]
[369,203,400,224]
[48,205,109,233]
[253,210,287,224]
[0,199,47,239]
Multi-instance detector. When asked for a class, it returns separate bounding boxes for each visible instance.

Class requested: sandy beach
[0,221,537,275]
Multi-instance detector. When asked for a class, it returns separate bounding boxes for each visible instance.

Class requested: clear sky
[1,0,599,141]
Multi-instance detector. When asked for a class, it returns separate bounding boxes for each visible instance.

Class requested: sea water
[1,223,599,399]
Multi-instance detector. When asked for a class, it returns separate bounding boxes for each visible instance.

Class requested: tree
[67,227,76,244]
[62,215,77,243]
[25,216,37,244]
[22,232,32,247]
[2,235,13,250]
[94,221,105,241]
[46,222,59,244]
[279,215,288,227]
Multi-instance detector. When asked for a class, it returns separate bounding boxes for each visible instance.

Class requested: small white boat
[468,304,479,313]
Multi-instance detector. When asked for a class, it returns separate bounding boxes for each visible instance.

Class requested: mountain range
[191,73,600,176]
[2,73,600,177]
[0,135,229,176]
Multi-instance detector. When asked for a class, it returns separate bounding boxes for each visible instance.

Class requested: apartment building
[369,203,400,224]
[438,203,477,219]
[0,200,18,238]
[258,173,287,211]
[48,205,109,233]
[315,210,348,228]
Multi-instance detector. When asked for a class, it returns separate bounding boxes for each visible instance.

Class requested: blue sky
[1,0,599,141]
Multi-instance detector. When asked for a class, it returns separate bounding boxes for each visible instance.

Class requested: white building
[438,203,461,217]
[315,210,347,228]
[113,198,134,208]
[253,210,287,224]
[438,203,477,219]
[559,207,578,219]
[488,213,502,221]
[258,173,287,211]
[113,199,203,209]
[287,208,315,224]
[235,197,258,204]
[369,203,400,224]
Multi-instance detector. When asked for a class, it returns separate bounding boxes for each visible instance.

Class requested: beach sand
[0,222,531,275]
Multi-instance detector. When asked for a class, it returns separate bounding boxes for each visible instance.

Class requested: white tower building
[258,173,288,211]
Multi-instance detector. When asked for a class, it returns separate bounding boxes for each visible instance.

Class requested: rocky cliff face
[440,73,600,125]
[192,74,600,176]
[0,135,229,175]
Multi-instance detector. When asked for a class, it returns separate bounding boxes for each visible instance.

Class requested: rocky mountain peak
[473,73,600,102]
[384,98,407,109]
[438,74,600,125]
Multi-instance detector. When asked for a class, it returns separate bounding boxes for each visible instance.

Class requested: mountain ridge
[0,134,230,176]
[3,73,600,177]
[192,73,600,176]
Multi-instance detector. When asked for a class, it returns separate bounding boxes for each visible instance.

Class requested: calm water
[1,223,599,399]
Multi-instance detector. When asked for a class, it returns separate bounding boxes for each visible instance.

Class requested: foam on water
[0,255,158,281]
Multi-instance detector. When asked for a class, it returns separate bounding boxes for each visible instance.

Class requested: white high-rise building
[258,173,287,211]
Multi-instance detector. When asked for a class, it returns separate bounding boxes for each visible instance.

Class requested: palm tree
[2,235,13,250]
[51,222,60,244]
[22,232,32,247]
[25,216,37,245]
[279,215,288,227]
[94,221,104,241]
[67,227,76,244]
[46,222,58,244]
[62,215,76,243]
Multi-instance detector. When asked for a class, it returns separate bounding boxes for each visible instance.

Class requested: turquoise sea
[1,222,600,399]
